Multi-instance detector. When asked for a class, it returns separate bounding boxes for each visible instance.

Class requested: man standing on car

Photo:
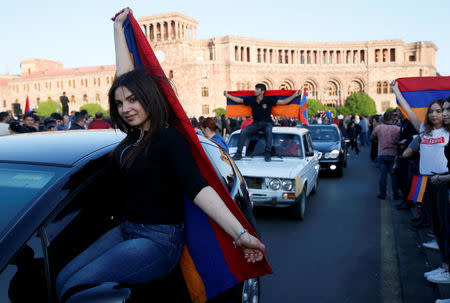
[60,92,70,116]
[224,84,300,162]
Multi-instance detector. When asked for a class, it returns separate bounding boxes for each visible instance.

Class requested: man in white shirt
[0,112,11,136]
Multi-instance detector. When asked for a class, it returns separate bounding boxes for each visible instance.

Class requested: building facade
[1,12,438,117]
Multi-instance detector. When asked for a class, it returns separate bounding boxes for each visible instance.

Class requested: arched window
[303,81,317,99]
[70,95,75,102]
[348,80,364,95]
[377,81,382,94]
[325,81,338,97]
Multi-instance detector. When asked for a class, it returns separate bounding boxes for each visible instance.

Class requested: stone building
[1,12,438,117]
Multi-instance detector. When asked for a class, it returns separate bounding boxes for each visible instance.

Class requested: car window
[0,164,67,235]
[308,127,339,141]
[0,231,48,303]
[306,133,315,151]
[228,133,303,157]
[302,135,310,154]
[202,142,235,193]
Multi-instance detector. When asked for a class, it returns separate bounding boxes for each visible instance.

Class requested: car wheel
[242,278,260,303]
[291,189,306,220]
[311,177,319,195]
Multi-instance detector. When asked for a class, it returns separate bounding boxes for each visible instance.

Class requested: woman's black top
[113,126,208,224]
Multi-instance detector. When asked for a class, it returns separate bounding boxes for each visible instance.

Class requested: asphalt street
[252,145,433,303]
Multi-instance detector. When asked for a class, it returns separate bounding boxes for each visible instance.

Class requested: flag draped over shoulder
[115,10,273,302]
[407,175,428,203]
[225,90,300,118]
[395,77,450,122]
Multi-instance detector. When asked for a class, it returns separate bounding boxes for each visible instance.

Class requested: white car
[228,127,320,220]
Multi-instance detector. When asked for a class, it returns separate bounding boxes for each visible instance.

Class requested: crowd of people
[0,109,112,136]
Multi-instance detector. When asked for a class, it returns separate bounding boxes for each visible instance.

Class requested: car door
[302,133,316,195]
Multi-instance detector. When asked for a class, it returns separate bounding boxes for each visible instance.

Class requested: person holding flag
[392,81,450,284]
[225,85,300,162]
[55,8,270,303]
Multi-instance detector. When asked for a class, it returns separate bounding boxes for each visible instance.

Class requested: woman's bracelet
[233,229,247,248]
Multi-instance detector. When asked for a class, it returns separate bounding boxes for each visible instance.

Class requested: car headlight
[269,179,281,190]
[282,179,293,191]
[324,149,340,159]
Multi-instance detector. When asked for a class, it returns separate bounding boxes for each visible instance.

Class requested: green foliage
[36,100,61,117]
[344,93,377,116]
[306,99,324,117]
[212,107,226,117]
[386,107,396,112]
[336,106,351,116]
[79,103,108,117]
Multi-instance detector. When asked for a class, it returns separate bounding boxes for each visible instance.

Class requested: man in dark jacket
[60,92,70,116]
[69,113,85,130]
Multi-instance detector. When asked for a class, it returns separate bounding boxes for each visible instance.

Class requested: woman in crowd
[55,8,265,302]
[392,81,450,284]
[199,117,229,152]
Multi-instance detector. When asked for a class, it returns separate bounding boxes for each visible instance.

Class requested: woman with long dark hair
[55,9,265,301]
[392,81,450,284]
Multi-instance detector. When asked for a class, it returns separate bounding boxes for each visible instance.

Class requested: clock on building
[155,50,166,63]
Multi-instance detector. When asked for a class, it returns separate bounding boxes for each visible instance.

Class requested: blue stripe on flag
[399,90,450,108]
[184,196,238,299]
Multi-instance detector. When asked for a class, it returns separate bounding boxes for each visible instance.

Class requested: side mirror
[305,151,314,157]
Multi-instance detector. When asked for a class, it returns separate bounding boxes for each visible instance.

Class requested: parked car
[228,127,320,220]
[0,130,259,303]
[301,124,348,176]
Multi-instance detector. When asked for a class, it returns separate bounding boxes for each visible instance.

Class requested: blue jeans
[377,155,399,198]
[237,121,273,154]
[55,221,184,302]
[359,131,370,146]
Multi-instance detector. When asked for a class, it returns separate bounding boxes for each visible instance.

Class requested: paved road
[254,146,393,303]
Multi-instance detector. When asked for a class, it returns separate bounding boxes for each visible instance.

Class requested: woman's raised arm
[391,81,421,131]
[113,8,134,76]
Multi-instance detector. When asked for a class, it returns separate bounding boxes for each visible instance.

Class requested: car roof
[231,127,308,136]
[303,124,339,129]
[0,130,126,166]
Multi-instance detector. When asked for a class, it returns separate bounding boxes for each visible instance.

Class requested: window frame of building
[300,50,305,64]
[382,81,388,94]
[377,81,382,94]
[382,49,388,62]
[307,51,311,64]
[375,49,380,63]
[201,87,209,97]
[390,48,396,62]
[202,104,209,115]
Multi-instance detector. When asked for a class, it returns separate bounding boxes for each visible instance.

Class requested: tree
[336,106,351,116]
[36,100,61,117]
[79,103,108,117]
[306,99,324,117]
[344,93,377,116]
[212,107,226,117]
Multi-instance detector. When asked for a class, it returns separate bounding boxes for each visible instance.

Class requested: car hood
[234,157,304,179]
[312,141,341,152]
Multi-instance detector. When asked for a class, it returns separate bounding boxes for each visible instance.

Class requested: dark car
[301,124,348,176]
[0,130,260,303]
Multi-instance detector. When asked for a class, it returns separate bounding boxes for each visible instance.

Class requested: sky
[1,0,449,76]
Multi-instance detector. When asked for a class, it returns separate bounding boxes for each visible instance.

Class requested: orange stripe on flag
[417,176,428,203]
[225,105,252,118]
[271,104,300,118]
[179,246,208,303]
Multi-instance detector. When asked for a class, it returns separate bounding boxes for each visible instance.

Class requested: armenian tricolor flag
[298,88,308,125]
[24,95,30,114]
[114,9,272,302]
[395,77,450,122]
[407,175,428,203]
[225,90,301,118]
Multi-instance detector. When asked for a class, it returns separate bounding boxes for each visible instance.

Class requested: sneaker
[425,267,445,278]
[423,240,440,251]
[264,152,271,162]
[232,153,242,161]
[427,270,450,284]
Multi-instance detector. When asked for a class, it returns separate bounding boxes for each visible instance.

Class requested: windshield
[308,127,339,141]
[0,163,66,233]
[229,133,303,157]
